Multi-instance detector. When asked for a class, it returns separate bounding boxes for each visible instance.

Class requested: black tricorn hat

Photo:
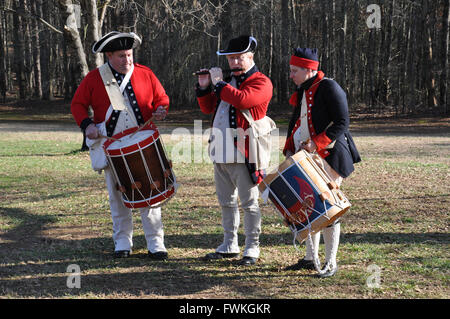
[216,35,257,56]
[92,31,142,53]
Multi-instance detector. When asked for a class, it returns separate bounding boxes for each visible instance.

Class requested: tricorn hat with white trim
[92,31,142,54]
[216,35,257,56]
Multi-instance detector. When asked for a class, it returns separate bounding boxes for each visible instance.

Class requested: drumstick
[98,133,120,142]
[301,138,311,146]
[128,109,158,136]
[137,105,168,130]
[301,138,319,154]
[126,117,153,140]
[128,106,169,138]
[136,116,154,131]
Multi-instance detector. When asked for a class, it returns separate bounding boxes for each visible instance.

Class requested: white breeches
[213,163,261,258]
[104,167,167,253]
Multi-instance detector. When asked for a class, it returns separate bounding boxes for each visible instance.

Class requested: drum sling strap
[99,62,131,111]
[98,63,137,136]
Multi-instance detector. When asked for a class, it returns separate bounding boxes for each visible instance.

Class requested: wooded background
[0,0,449,115]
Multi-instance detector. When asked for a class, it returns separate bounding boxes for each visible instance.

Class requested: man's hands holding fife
[209,67,223,85]
[197,67,223,89]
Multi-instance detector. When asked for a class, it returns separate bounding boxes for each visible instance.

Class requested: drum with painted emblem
[259,150,350,243]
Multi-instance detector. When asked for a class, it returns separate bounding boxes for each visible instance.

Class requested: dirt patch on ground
[1,98,449,137]
[350,114,450,135]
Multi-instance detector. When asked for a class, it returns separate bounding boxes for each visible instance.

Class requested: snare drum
[259,150,350,243]
[103,124,177,208]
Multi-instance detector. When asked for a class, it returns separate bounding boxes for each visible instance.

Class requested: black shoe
[238,256,258,266]
[284,258,315,271]
[148,251,168,260]
[318,262,338,278]
[203,252,239,260]
[114,250,131,258]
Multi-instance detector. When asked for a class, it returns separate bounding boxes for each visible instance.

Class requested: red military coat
[196,66,273,183]
[197,70,272,128]
[71,63,169,130]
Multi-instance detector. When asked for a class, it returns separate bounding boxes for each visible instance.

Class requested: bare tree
[440,0,449,113]
[0,0,448,115]
[58,0,89,81]
[80,0,104,69]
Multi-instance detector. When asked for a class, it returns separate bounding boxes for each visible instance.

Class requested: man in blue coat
[283,47,361,277]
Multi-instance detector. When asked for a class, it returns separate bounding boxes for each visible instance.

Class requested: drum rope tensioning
[103,123,178,209]
[259,150,351,275]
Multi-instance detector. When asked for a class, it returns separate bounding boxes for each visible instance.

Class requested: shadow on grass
[0,206,280,297]
[0,150,86,157]
[0,205,448,298]
[341,232,449,245]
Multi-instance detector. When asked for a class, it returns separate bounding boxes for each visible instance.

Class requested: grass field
[0,105,449,300]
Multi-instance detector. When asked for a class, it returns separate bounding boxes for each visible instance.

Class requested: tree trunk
[338,0,347,93]
[31,0,42,99]
[80,0,103,70]
[382,0,394,106]
[421,0,437,110]
[280,0,289,103]
[13,0,25,99]
[58,0,89,151]
[40,0,54,100]
[406,3,416,113]
[321,1,328,73]
[58,0,89,81]
[440,0,449,113]
[0,5,7,101]
[349,1,359,105]
[268,0,274,78]
[330,0,335,77]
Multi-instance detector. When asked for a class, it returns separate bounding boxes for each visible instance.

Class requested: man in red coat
[196,35,273,266]
[71,31,170,259]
